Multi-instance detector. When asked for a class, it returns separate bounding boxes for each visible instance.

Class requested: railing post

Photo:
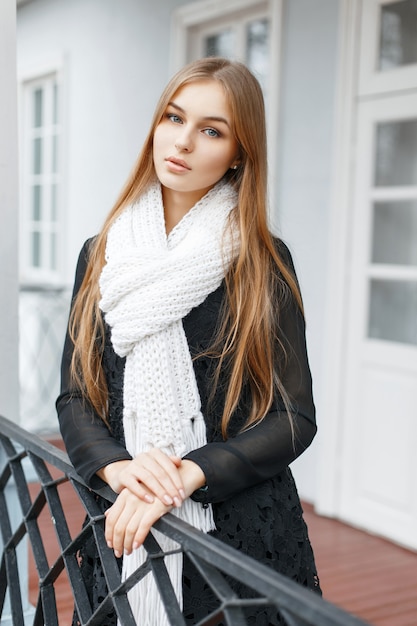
[0,2,34,623]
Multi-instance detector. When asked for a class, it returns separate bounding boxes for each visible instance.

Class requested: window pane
[33,88,43,128]
[32,185,42,221]
[368,279,417,345]
[32,231,41,268]
[246,19,269,92]
[372,200,417,265]
[205,30,235,58]
[374,119,417,186]
[379,0,417,71]
[52,135,58,174]
[53,82,59,124]
[51,184,58,221]
[33,137,42,175]
[50,232,57,270]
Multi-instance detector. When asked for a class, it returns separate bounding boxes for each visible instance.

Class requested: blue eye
[167,113,182,124]
[204,128,220,138]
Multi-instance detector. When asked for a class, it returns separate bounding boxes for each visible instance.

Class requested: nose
[175,140,190,152]
[174,126,193,152]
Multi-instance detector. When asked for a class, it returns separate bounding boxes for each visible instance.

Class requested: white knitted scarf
[99,179,238,625]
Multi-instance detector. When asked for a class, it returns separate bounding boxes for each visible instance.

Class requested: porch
[25,436,417,625]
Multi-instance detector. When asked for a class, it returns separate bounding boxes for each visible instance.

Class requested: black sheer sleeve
[184,242,317,504]
[56,239,132,488]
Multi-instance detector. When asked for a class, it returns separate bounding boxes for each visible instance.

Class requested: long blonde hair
[69,57,303,437]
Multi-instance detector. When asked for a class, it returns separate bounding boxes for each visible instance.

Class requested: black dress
[57,238,321,625]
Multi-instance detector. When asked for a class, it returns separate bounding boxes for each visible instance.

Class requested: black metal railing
[0,414,368,626]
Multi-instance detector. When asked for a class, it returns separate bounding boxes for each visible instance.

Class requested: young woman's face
[153,80,239,204]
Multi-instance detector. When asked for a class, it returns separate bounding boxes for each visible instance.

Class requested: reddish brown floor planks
[303,503,417,625]
[26,439,417,625]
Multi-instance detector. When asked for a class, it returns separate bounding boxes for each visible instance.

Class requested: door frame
[315,0,362,517]
[316,0,417,539]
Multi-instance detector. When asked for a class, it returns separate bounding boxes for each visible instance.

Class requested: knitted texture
[99,180,238,625]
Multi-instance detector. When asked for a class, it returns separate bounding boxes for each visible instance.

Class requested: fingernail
[114,550,121,558]
[107,541,112,549]
[133,542,139,550]
[179,489,186,500]
[173,497,181,508]
[163,495,173,505]
[144,494,154,503]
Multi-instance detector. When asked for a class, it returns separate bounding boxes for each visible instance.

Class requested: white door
[338,0,417,549]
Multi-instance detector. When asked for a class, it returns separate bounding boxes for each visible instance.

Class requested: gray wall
[0,0,19,423]
[276,0,341,499]
[17,0,194,283]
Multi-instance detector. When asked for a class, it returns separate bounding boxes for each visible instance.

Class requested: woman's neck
[162,185,211,235]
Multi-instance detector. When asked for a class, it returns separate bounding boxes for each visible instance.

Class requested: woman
[57,57,320,625]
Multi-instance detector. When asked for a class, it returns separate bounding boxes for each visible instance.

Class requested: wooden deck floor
[26,442,417,625]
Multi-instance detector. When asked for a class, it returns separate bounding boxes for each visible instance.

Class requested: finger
[123,453,184,506]
[105,491,139,556]
[143,450,185,501]
[130,500,170,552]
[120,473,155,503]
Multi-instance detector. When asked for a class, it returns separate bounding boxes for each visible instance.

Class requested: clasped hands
[97,449,205,558]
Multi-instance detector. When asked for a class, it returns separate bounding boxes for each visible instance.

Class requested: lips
[165,156,191,171]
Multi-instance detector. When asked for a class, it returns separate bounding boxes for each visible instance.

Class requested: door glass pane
[368,279,417,344]
[374,119,417,186]
[379,0,417,71]
[372,200,417,265]
[246,18,269,92]
[205,30,235,58]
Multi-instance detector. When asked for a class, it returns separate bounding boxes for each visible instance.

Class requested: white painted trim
[0,0,20,422]
[315,0,361,517]
[359,0,417,95]
[17,54,69,287]
[266,0,283,216]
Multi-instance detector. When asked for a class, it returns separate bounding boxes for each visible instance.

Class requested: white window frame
[359,0,417,96]
[171,0,283,209]
[18,59,66,287]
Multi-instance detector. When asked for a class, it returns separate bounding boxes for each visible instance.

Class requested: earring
[231,165,238,170]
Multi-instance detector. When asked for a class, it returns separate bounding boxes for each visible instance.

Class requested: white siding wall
[276,0,340,501]
[0,0,19,423]
[17,0,194,283]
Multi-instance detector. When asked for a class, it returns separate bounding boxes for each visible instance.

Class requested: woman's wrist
[96,459,131,493]
[178,460,206,497]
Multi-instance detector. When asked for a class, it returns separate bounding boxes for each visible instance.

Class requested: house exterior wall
[17,0,194,282]
[1,0,20,424]
[276,0,340,500]
[16,0,343,504]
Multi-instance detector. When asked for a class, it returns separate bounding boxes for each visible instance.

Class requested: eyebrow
[167,101,231,127]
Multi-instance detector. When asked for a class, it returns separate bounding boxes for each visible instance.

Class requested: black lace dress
[57,239,321,625]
